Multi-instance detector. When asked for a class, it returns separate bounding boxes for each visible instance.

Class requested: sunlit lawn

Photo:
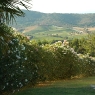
[12,77,95,95]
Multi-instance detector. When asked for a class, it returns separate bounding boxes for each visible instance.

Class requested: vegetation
[0,0,31,23]
[1,24,95,95]
[70,34,95,57]
[18,25,89,41]
[12,10,95,30]
[0,0,33,94]
[1,2,95,95]
[0,24,38,95]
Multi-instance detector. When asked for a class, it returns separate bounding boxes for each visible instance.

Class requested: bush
[0,24,38,94]
[79,56,95,76]
[37,41,81,80]
[1,24,95,94]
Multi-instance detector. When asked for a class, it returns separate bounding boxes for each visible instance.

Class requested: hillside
[11,10,95,30]
[22,25,91,41]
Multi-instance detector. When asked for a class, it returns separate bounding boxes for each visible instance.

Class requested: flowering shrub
[1,24,95,94]
[77,54,95,76]
[0,24,38,94]
[37,41,81,80]
[37,40,95,80]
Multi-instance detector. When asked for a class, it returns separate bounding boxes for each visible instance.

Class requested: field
[22,25,91,41]
[12,76,95,95]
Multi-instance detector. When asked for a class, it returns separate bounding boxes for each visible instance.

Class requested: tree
[0,0,32,24]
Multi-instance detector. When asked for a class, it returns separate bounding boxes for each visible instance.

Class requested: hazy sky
[30,0,95,13]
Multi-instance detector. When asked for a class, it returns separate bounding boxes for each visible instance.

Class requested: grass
[12,76,95,95]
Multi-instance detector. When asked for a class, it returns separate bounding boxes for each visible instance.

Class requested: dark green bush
[0,24,38,94]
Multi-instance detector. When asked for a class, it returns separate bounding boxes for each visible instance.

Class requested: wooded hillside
[12,10,95,29]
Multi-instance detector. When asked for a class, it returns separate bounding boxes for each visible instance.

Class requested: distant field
[22,25,94,41]
[12,76,95,95]
[73,27,95,32]
[23,26,38,33]
[88,27,95,31]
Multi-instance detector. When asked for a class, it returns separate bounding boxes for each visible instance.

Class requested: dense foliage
[1,24,95,95]
[37,41,80,80]
[0,24,38,95]
[70,35,95,57]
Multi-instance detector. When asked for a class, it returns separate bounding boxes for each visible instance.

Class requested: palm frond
[0,0,32,24]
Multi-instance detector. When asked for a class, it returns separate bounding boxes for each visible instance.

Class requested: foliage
[0,0,32,24]
[70,35,95,57]
[37,41,81,80]
[1,24,95,94]
[70,38,86,54]
[0,24,38,95]
[79,55,95,76]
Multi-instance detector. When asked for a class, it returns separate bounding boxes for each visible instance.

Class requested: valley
[10,10,95,41]
[21,25,94,41]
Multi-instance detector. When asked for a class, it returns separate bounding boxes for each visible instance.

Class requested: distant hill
[11,10,95,31]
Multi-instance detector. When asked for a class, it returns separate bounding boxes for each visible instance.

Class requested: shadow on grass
[13,86,95,95]
[12,77,95,95]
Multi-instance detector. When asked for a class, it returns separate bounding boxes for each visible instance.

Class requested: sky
[29,0,95,13]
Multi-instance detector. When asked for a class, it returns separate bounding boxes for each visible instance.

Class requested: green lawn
[12,77,95,95]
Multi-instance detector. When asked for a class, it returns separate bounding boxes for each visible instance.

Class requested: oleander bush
[1,24,95,95]
[0,24,38,94]
[37,41,81,80]
[78,55,95,77]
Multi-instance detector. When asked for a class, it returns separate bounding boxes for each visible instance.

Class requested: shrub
[0,24,38,94]
[37,41,81,80]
